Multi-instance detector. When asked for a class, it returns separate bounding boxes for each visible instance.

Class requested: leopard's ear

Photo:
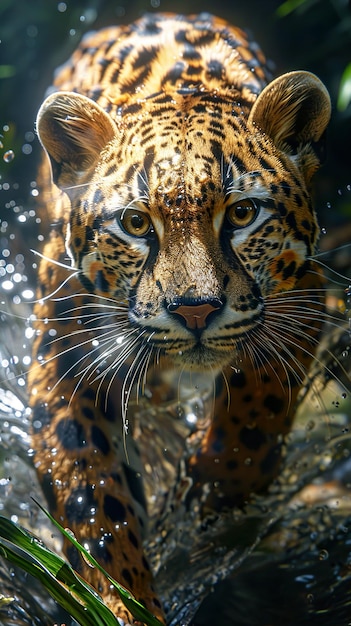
[248,71,331,181]
[36,91,116,191]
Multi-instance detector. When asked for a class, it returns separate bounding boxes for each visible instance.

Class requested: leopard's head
[37,71,330,370]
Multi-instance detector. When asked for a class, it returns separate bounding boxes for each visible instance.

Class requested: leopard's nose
[167,298,224,331]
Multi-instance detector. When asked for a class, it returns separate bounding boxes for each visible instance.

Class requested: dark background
[1,0,350,263]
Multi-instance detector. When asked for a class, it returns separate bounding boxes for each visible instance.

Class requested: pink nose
[168,300,222,330]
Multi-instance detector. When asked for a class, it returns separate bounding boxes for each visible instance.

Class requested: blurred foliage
[0,0,350,228]
[338,62,351,111]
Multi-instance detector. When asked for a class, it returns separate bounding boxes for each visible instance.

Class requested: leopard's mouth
[157,338,237,371]
[130,298,262,370]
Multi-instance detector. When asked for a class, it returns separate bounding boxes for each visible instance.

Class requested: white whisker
[251,327,296,407]
[264,314,350,391]
[30,248,77,272]
[28,272,81,304]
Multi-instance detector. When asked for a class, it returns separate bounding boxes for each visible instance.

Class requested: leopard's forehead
[94,98,274,221]
[46,10,326,271]
[53,11,278,223]
[54,13,271,114]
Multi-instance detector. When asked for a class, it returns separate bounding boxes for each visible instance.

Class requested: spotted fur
[29,13,331,624]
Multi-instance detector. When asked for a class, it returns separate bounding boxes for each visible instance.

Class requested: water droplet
[22,143,32,155]
[65,527,76,540]
[3,150,15,163]
[319,549,329,561]
[26,25,38,38]
[340,524,348,533]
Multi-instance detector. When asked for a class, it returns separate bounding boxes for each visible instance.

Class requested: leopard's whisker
[267,308,344,335]
[85,331,141,383]
[49,329,126,398]
[257,324,344,427]
[306,257,351,282]
[263,316,350,391]
[310,242,351,258]
[119,340,150,428]
[240,335,271,385]
[66,331,141,407]
[264,325,350,391]
[51,292,129,306]
[220,367,231,412]
[30,248,78,272]
[136,343,155,400]
[40,321,126,350]
[27,272,81,304]
[35,319,135,392]
[251,328,297,406]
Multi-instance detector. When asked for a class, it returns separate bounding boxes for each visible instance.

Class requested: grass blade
[0,515,120,626]
[0,504,164,626]
[33,499,164,626]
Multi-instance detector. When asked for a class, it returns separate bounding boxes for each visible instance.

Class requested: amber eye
[119,209,152,237]
[226,199,259,229]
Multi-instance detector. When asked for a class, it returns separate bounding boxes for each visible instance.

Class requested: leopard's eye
[226,199,259,229]
[119,209,152,237]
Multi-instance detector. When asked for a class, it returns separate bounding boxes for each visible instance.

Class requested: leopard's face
[37,59,330,371]
[58,99,319,371]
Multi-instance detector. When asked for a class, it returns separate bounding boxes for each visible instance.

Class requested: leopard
[28,12,331,625]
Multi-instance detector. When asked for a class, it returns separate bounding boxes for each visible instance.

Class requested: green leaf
[0,594,14,607]
[0,65,16,79]
[337,62,351,112]
[0,516,119,626]
[276,0,314,17]
[0,503,165,626]
[34,500,164,626]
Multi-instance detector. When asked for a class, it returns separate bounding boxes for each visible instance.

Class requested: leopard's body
[29,13,331,624]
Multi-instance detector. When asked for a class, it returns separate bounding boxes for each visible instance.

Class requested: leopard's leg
[187,266,325,511]
[28,228,165,623]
